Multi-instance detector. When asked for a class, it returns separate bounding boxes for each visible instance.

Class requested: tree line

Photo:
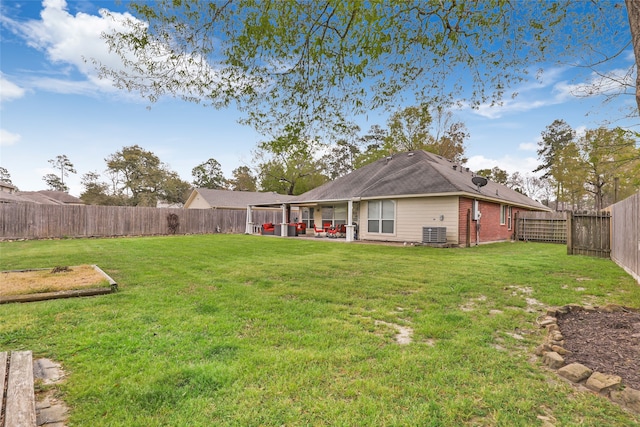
[534,120,639,211]
[0,104,469,206]
[2,110,635,210]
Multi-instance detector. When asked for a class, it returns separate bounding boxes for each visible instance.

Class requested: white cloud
[625,49,635,62]
[0,74,26,102]
[25,76,103,96]
[554,68,634,99]
[468,60,635,120]
[514,66,568,93]
[518,142,538,151]
[0,129,22,146]
[1,0,149,97]
[474,98,550,119]
[466,66,570,119]
[4,0,256,101]
[466,154,539,175]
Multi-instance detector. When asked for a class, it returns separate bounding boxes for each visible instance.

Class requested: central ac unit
[422,227,447,243]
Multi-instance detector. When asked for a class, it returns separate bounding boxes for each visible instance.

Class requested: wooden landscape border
[0,265,118,304]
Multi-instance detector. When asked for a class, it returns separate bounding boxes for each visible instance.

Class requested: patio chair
[261,223,275,235]
[294,222,307,234]
[313,224,326,237]
[327,224,346,238]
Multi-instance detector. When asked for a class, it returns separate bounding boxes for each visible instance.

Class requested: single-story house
[246,150,551,245]
[0,187,85,205]
[0,181,17,193]
[0,181,22,204]
[22,191,85,205]
[184,188,297,210]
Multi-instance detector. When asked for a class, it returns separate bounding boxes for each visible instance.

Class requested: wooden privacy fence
[515,203,638,278]
[610,193,640,283]
[516,211,611,258]
[566,211,610,258]
[0,204,283,240]
[515,211,567,243]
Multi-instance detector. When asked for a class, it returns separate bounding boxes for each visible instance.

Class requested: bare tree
[46,154,76,190]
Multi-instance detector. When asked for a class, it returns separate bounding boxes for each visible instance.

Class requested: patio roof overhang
[245,199,359,241]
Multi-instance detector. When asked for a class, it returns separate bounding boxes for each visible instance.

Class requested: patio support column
[346,199,355,242]
[280,204,288,237]
[245,205,253,234]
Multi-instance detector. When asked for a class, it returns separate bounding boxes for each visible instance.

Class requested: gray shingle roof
[0,192,31,204]
[192,189,297,209]
[0,191,84,205]
[33,191,84,204]
[16,191,84,205]
[294,150,549,211]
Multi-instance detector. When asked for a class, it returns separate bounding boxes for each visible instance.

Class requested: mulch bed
[557,309,640,390]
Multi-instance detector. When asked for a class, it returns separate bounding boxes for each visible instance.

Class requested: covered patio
[245,199,359,242]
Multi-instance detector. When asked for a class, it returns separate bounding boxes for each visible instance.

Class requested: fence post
[566,211,573,255]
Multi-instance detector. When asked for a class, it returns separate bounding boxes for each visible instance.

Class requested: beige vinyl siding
[359,197,459,243]
[185,194,212,209]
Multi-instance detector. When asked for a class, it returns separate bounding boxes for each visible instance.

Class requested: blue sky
[1,0,637,197]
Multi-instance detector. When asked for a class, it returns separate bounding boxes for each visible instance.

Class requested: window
[301,207,314,228]
[367,200,395,234]
[321,206,334,228]
[507,206,513,230]
[500,205,506,225]
[334,205,347,225]
[321,205,347,227]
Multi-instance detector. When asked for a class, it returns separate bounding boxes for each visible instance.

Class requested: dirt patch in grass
[0,265,111,296]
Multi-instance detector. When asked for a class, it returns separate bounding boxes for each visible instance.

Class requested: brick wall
[458,198,474,246]
[459,197,530,246]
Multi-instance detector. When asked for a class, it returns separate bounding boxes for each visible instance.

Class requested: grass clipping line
[0,265,111,296]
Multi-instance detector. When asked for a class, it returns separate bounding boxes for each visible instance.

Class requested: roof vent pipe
[452,165,457,170]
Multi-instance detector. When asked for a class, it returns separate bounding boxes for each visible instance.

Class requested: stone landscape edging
[536,304,640,414]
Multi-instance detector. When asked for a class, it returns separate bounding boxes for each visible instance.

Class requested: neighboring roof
[294,150,550,211]
[186,189,297,209]
[0,191,30,204]
[0,181,17,192]
[31,191,84,205]
[0,191,85,205]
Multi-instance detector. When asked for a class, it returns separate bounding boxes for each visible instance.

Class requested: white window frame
[367,200,395,234]
[301,207,315,228]
[500,204,506,225]
[321,205,347,227]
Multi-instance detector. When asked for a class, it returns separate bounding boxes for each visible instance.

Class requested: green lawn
[1,235,638,426]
